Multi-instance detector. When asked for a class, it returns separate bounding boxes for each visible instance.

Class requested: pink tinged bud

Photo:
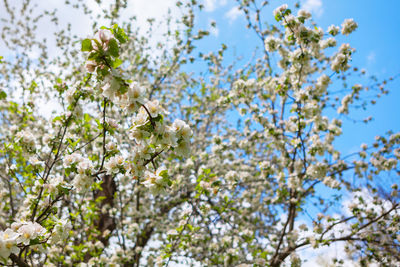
[96,29,113,44]
[85,60,97,73]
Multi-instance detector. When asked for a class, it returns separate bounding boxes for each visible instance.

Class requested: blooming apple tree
[0,20,193,265]
[0,0,399,266]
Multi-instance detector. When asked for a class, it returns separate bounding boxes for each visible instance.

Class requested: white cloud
[0,0,180,117]
[301,0,323,17]
[296,188,394,267]
[210,26,219,37]
[342,188,393,217]
[204,0,217,11]
[0,0,179,58]
[203,0,227,12]
[367,51,376,65]
[225,6,242,24]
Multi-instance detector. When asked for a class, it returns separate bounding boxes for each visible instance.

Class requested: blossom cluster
[63,153,94,192]
[78,27,192,193]
[2,25,193,265]
[331,43,355,72]
[0,221,46,259]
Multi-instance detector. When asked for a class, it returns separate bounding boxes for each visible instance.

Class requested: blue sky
[191,0,400,228]
[191,2,400,263]
[2,0,398,146]
[193,0,400,155]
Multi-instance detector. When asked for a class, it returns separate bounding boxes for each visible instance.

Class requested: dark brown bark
[94,174,117,246]
[10,253,30,267]
[84,174,117,262]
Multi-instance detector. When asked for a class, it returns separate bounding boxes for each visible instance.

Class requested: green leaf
[88,52,97,60]
[52,116,62,122]
[57,184,70,195]
[30,238,41,245]
[81,39,93,52]
[108,39,119,57]
[112,58,123,68]
[0,90,7,100]
[112,25,128,43]
[211,180,221,187]
[159,169,168,179]
[84,113,91,122]
[29,81,38,93]
[119,84,128,94]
